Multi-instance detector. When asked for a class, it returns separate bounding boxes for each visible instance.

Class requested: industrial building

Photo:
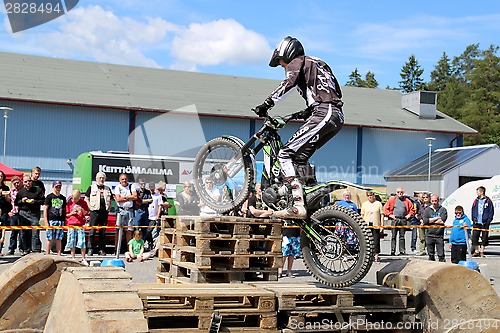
[0,51,476,193]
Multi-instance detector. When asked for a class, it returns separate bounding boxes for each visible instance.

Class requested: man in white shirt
[114,173,137,245]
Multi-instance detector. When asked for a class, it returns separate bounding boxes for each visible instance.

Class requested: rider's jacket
[268,55,343,108]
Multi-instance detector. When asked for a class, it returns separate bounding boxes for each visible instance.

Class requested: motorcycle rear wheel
[193,137,254,213]
[301,205,374,287]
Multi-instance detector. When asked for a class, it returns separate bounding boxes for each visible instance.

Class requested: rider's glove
[296,107,313,120]
[253,98,274,117]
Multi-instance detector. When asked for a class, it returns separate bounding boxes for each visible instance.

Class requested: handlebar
[265,108,311,129]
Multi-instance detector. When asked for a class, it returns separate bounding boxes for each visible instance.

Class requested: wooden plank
[83,292,144,312]
[79,280,137,293]
[70,267,133,280]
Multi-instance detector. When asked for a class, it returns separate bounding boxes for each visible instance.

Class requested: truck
[442,175,500,241]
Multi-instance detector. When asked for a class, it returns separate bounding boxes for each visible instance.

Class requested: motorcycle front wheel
[193,137,254,214]
[301,205,374,288]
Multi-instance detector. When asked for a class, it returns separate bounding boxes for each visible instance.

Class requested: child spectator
[125,230,151,262]
[44,181,66,256]
[448,205,472,264]
[279,224,301,278]
[66,189,89,266]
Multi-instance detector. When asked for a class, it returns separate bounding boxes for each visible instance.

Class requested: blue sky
[1,0,499,89]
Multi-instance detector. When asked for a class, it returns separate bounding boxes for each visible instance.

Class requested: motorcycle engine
[262,184,290,210]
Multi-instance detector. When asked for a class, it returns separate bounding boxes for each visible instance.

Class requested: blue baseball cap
[52,180,63,187]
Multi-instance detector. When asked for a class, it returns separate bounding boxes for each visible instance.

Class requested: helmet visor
[269,49,280,67]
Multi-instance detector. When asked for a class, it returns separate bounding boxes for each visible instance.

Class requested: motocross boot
[273,178,307,219]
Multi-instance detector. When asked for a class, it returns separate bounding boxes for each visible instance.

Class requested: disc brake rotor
[321,234,345,260]
[210,164,227,186]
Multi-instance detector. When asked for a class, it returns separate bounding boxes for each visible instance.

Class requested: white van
[442,175,500,241]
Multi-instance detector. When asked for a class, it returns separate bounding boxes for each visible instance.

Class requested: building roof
[385,144,499,178]
[0,51,476,134]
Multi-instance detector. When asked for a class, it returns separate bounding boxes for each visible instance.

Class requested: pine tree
[452,44,480,83]
[364,71,378,88]
[399,55,425,93]
[346,69,379,88]
[346,68,363,86]
[428,52,452,92]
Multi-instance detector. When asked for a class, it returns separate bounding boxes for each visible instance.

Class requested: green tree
[452,44,480,83]
[459,45,500,145]
[346,68,363,86]
[364,71,378,88]
[346,68,379,88]
[399,55,425,93]
[428,52,452,92]
[434,44,500,145]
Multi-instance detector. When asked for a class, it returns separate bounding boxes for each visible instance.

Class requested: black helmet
[269,36,305,67]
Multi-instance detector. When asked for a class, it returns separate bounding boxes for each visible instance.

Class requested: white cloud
[2,6,271,71]
[36,5,178,67]
[170,19,271,70]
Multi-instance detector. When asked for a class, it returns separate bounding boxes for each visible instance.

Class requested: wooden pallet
[171,263,279,283]
[135,282,417,332]
[137,283,276,313]
[251,282,408,310]
[174,250,283,269]
[137,283,277,331]
[246,282,413,331]
[176,233,282,255]
[171,216,281,237]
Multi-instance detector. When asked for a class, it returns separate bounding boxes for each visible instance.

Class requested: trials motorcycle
[192,109,374,287]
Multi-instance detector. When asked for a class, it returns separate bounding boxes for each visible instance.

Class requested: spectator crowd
[0,167,495,269]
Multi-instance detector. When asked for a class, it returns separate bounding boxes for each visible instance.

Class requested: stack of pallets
[137,283,281,333]
[156,215,283,284]
[135,281,417,332]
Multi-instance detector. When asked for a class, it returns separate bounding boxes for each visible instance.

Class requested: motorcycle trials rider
[253,36,344,219]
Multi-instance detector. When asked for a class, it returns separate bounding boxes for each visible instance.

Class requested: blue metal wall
[132,112,251,157]
[0,101,129,179]
[360,128,454,185]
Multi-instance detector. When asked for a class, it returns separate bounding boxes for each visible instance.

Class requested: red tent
[0,162,23,180]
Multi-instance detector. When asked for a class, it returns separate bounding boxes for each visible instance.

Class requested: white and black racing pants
[278,103,343,178]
